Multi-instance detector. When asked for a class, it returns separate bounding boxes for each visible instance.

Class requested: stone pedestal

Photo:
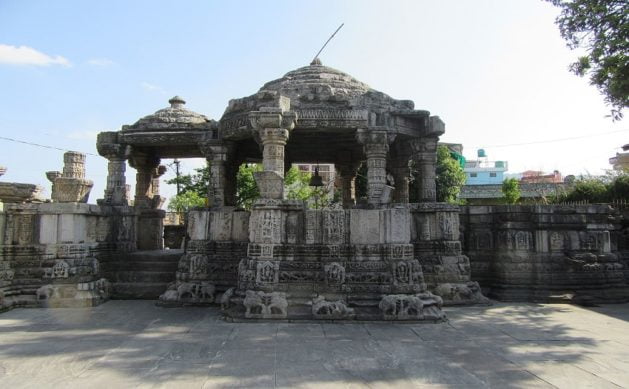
[0,203,120,310]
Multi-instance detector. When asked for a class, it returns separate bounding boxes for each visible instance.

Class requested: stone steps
[103,249,183,299]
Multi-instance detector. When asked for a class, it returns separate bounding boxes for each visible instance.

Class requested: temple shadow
[0,300,623,388]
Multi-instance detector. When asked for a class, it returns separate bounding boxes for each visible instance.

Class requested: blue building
[464,149,508,185]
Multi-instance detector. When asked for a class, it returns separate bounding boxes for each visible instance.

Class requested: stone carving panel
[312,296,354,319]
[243,290,288,318]
[324,262,346,286]
[159,281,215,304]
[379,292,445,321]
[256,260,279,284]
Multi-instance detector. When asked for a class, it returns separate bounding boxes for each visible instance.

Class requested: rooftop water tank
[477,149,486,158]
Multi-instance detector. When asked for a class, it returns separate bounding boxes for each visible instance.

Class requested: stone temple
[0,60,627,320]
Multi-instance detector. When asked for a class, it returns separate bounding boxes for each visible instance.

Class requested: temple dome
[221,60,414,120]
[258,61,372,102]
[124,96,212,132]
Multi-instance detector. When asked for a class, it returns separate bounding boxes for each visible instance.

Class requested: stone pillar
[391,165,411,203]
[338,164,359,208]
[249,101,297,200]
[129,154,160,209]
[62,152,86,179]
[411,138,438,202]
[224,161,238,206]
[260,128,290,176]
[96,132,130,206]
[356,129,396,206]
[150,165,167,209]
[200,143,232,208]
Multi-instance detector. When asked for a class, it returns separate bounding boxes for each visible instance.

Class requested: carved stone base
[431,281,491,306]
[36,279,110,308]
[254,171,284,199]
[379,292,446,321]
[157,281,216,306]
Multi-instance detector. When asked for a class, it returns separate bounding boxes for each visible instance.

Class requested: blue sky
[0,0,627,204]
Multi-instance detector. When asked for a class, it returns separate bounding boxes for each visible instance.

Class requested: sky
[0,0,627,205]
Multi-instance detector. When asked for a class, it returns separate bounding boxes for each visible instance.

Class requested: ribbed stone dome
[258,61,372,102]
[124,96,211,131]
[221,60,413,120]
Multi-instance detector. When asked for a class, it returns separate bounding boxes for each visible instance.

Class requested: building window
[470,173,477,178]
[490,172,497,177]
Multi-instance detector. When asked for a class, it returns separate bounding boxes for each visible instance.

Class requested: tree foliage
[435,145,467,203]
[167,163,335,210]
[167,190,206,212]
[556,171,629,202]
[547,0,629,119]
[165,166,210,196]
[502,178,521,204]
[236,163,262,210]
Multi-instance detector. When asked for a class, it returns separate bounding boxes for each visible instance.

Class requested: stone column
[129,154,160,209]
[150,165,167,209]
[200,143,232,208]
[96,132,130,206]
[356,129,396,206]
[249,102,297,200]
[391,165,411,203]
[62,151,86,179]
[411,138,438,202]
[260,128,290,176]
[338,164,359,208]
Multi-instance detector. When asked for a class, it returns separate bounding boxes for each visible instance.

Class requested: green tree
[547,0,628,120]
[167,191,206,212]
[167,163,333,210]
[435,145,467,203]
[502,178,521,204]
[236,163,262,209]
[284,166,314,202]
[165,166,210,196]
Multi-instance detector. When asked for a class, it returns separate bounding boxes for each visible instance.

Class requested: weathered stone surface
[47,151,93,203]
[460,204,629,303]
[0,182,45,203]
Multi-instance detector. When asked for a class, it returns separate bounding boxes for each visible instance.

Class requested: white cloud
[0,44,71,66]
[87,58,115,67]
[141,81,166,94]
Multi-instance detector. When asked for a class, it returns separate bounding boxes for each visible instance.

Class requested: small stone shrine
[0,60,626,316]
[121,60,485,321]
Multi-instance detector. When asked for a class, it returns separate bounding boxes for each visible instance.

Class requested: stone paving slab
[0,301,628,388]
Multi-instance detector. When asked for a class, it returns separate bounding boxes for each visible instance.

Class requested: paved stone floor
[0,301,628,388]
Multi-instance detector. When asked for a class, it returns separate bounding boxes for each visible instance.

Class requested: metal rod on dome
[312,23,344,64]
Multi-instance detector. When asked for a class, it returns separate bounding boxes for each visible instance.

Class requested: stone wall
[0,202,136,310]
[460,205,629,303]
[159,203,484,320]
